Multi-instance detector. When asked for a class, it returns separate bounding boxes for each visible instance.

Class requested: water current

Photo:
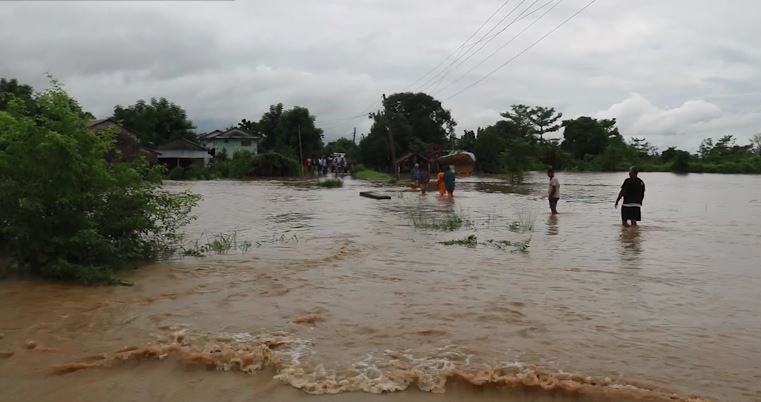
[1,172,760,402]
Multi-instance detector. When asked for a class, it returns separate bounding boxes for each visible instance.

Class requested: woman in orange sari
[436,168,446,196]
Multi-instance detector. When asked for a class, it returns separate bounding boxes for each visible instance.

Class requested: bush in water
[212,150,300,178]
[0,80,199,284]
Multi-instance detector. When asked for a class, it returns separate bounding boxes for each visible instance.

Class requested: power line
[438,0,563,94]
[331,0,520,125]
[418,0,532,93]
[423,0,544,93]
[444,0,599,101]
[404,0,516,91]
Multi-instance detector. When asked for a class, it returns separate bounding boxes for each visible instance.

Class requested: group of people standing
[547,166,646,226]
[306,155,349,176]
[410,164,457,197]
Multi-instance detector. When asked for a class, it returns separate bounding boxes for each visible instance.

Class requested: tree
[500,104,534,139]
[561,117,620,160]
[474,128,505,173]
[359,92,455,169]
[629,137,657,157]
[258,103,284,151]
[0,80,198,283]
[500,139,532,183]
[528,106,563,142]
[274,106,324,159]
[238,118,259,135]
[751,133,761,156]
[0,78,35,112]
[1,77,93,119]
[324,137,359,159]
[358,118,391,169]
[457,130,476,151]
[382,92,456,145]
[113,97,196,148]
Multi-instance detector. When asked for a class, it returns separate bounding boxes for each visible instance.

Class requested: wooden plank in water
[359,191,391,200]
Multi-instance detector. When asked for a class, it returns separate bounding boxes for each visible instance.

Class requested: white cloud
[597,93,761,150]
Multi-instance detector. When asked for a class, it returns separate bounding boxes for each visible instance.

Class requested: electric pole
[382,94,398,179]
[297,124,304,176]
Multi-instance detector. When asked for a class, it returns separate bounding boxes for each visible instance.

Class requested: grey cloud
[1,0,760,150]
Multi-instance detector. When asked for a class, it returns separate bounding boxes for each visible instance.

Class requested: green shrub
[250,151,300,177]
[0,80,199,283]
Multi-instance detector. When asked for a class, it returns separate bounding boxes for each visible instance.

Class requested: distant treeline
[4,78,759,180]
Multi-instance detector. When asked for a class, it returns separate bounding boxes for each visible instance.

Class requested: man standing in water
[615,167,645,227]
[444,165,456,197]
[547,168,560,215]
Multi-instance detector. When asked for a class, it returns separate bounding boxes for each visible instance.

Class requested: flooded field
[1,172,760,402]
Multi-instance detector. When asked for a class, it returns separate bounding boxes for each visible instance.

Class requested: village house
[156,138,211,168]
[199,128,260,157]
[87,118,159,164]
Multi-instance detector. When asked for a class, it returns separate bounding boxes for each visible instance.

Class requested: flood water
[1,172,760,402]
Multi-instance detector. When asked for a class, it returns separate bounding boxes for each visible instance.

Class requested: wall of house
[212,139,258,157]
[157,150,211,167]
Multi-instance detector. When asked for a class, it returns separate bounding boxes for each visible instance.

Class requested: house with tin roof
[200,128,261,157]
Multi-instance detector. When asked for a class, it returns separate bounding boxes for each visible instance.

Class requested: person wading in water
[615,166,645,227]
[547,168,560,215]
[444,165,456,197]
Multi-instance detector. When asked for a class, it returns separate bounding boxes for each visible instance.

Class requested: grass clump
[508,209,536,233]
[353,165,393,183]
[409,211,468,231]
[182,232,252,257]
[317,178,343,188]
[439,235,478,247]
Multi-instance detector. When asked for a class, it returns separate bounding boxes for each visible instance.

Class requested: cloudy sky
[2,0,759,150]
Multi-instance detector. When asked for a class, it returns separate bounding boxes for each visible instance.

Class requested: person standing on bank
[547,168,560,215]
[615,167,645,227]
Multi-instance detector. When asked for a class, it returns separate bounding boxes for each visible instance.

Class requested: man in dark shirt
[615,167,645,227]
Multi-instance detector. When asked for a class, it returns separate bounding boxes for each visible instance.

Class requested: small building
[396,152,431,178]
[201,128,261,157]
[88,118,159,164]
[156,138,211,169]
[198,130,222,149]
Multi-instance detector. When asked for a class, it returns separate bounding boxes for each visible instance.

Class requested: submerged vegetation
[439,235,478,247]
[409,211,468,231]
[316,178,343,188]
[182,232,252,257]
[0,79,200,284]
[440,235,531,253]
[508,209,537,233]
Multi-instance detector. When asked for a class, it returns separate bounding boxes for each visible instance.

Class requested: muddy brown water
[1,172,760,402]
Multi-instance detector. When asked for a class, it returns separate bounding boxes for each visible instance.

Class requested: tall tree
[500,104,534,139]
[360,92,455,169]
[113,98,195,147]
[258,103,284,151]
[528,106,563,142]
[274,106,324,159]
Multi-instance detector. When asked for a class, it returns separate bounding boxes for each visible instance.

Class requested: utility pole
[382,94,398,179]
[297,124,304,177]
[352,127,356,145]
